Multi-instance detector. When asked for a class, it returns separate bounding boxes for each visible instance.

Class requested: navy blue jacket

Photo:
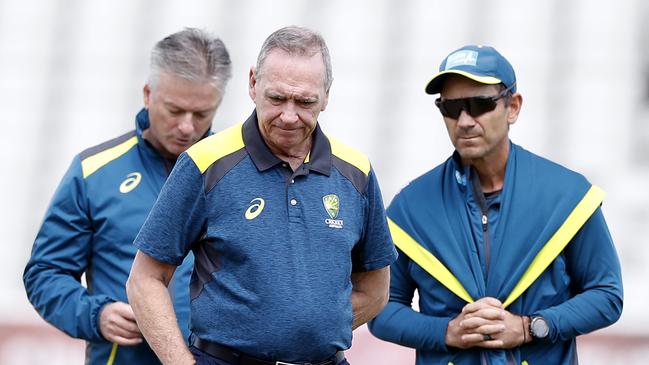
[369,143,623,365]
[24,109,194,365]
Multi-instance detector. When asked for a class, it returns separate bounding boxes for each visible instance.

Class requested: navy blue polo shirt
[134,111,397,361]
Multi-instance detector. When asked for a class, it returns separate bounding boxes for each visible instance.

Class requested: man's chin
[456,147,484,160]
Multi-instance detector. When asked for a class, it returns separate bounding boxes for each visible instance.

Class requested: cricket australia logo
[322,194,344,229]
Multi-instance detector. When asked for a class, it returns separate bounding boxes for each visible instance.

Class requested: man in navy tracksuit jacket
[23,28,232,365]
[369,45,623,364]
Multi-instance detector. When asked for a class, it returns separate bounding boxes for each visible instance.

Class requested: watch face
[531,317,549,338]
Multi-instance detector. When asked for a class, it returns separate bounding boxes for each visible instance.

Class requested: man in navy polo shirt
[127,26,398,365]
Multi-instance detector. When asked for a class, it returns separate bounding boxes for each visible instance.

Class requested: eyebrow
[265,90,319,102]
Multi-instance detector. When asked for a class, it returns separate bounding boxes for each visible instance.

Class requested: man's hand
[445,297,505,349]
[445,297,527,349]
[99,301,143,346]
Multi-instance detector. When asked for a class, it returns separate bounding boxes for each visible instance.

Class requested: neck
[472,160,506,193]
[142,129,175,161]
[463,143,510,194]
[268,140,312,171]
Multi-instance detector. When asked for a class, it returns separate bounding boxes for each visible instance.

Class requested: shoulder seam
[187,123,245,174]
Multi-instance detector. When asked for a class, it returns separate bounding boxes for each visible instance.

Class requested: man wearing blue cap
[368,45,623,364]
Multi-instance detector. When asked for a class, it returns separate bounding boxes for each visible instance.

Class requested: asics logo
[119,172,142,193]
[245,198,265,220]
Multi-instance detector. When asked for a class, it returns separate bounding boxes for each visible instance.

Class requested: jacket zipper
[482,212,490,275]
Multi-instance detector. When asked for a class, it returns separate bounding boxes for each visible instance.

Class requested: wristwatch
[529,316,549,340]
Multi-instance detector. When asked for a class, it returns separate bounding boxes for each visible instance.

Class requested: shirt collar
[242,109,331,176]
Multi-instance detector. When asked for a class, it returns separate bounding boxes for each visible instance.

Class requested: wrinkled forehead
[258,50,327,91]
[260,49,325,76]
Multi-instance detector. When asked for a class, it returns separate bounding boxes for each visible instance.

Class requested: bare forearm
[126,252,194,364]
[127,275,193,364]
[351,266,390,330]
[352,290,388,329]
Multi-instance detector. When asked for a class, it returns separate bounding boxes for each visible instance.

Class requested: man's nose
[280,103,299,124]
[177,113,195,134]
[456,109,476,128]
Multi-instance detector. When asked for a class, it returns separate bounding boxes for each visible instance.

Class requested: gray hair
[256,26,333,92]
[148,28,232,94]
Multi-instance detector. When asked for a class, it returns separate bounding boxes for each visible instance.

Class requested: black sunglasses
[434,84,514,119]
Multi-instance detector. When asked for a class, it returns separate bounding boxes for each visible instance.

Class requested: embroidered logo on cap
[445,50,479,70]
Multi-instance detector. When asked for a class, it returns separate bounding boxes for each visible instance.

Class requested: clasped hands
[445,297,528,350]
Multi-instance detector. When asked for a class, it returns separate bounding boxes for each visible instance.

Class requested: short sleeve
[134,153,207,265]
[351,168,398,272]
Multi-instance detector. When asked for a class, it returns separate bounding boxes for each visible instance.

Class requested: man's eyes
[297,99,316,105]
[267,95,316,106]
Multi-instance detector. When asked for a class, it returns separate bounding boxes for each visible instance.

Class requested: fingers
[462,297,503,315]
[458,317,506,348]
[476,297,503,307]
[449,298,524,350]
[112,335,145,346]
[460,319,505,334]
[461,332,505,348]
[110,315,142,338]
[111,301,138,321]
[99,302,143,346]
[462,306,505,323]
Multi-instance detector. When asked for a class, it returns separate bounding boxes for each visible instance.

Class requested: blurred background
[1,0,648,364]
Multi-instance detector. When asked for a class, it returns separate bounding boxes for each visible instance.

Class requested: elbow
[125,270,143,304]
[368,273,390,321]
[125,275,135,304]
[125,267,143,305]
[600,281,624,325]
[608,292,624,325]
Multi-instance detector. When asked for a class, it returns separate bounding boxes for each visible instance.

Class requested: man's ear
[248,66,257,101]
[507,93,523,126]
[143,84,151,108]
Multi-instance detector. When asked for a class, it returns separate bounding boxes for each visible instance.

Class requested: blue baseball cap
[425,45,516,95]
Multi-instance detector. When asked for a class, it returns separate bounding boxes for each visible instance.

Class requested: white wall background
[1,0,648,363]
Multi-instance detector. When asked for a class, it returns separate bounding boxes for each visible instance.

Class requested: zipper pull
[482,214,488,231]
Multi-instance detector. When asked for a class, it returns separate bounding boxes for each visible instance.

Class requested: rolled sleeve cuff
[89,296,115,342]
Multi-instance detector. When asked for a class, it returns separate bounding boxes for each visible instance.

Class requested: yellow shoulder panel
[187,123,245,174]
[328,136,370,176]
[81,136,138,178]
